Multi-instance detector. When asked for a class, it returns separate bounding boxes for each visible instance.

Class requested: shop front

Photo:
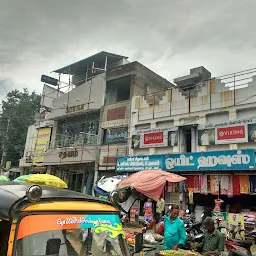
[43,146,97,194]
[116,149,256,230]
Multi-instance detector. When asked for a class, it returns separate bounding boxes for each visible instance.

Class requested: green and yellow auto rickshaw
[0,182,142,256]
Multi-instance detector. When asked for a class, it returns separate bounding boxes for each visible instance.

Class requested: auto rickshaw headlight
[26,185,42,202]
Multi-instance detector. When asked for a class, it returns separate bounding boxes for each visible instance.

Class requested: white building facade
[116,67,256,212]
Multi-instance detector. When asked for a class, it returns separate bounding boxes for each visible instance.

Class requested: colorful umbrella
[23,174,68,189]
[13,174,35,183]
[116,169,186,201]
[0,175,10,182]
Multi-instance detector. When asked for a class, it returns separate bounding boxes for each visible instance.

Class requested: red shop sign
[216,125,246,141]
[144,132,164,144]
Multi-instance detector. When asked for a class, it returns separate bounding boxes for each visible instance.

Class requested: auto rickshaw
[0,182,139,256]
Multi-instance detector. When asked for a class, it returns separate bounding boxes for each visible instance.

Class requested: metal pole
[58,73,61,98]
[233,73,236,106]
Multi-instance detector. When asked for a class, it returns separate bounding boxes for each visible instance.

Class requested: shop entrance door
[63,171,87,193]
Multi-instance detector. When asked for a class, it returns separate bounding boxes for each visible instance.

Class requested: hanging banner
[33,128,52,163]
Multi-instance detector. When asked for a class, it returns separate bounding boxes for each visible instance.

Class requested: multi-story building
[20,51,174,194]
[116,67,256,213]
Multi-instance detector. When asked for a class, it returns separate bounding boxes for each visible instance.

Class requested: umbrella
[13,174,35,183]
[23,174,68,189]
[116,170,186,201]
[97,175,126,193]
[0,175,10,182]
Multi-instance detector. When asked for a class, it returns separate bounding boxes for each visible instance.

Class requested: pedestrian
[156,195,165,217]
[163,204,186,251]
[197,217,224,256]
[144,198,153,223]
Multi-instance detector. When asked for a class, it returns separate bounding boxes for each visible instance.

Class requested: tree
[0,89,41,167]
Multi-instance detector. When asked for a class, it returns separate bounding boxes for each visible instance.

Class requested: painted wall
[50,75,106,119]
[130,75,256,155]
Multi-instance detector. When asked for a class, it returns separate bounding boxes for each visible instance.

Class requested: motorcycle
[226,230,256,256]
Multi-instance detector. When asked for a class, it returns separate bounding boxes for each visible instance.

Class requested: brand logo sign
[116,149,255,171]
[144,132,164,144]
[215,125,248,144]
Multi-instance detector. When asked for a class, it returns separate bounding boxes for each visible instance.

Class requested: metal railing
[53,133,98,148]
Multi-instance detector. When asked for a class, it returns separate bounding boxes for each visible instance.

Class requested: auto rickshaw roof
[0,182,112,220]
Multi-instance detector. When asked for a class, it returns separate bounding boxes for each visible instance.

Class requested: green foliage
[0,89,41,166]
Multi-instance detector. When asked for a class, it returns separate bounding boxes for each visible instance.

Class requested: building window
[55,114,99,148]
[105,76,131,105]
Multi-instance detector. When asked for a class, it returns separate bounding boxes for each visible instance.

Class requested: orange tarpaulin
[116,169,186,201]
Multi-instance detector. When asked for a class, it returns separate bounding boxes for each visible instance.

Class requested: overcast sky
[0,0,256,97]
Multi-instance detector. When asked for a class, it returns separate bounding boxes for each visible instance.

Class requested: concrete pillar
[191,126,197,152]
[199,115,207,152]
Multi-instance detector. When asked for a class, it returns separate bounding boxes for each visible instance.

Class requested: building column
[199,115,207,152]
[191,126,197,152]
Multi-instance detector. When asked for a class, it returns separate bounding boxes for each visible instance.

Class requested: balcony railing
[53,133,98,148]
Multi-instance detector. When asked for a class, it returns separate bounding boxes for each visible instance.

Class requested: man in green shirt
[199,217,224,256]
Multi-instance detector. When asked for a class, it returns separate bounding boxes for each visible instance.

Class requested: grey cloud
[0,0,256,94]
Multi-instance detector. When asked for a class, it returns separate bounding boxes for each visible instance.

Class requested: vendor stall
[183,174,256,240]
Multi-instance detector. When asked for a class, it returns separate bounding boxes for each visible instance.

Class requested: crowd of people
[143,197,225,256]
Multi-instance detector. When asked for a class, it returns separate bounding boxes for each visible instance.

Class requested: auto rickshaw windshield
[15,213,130,256]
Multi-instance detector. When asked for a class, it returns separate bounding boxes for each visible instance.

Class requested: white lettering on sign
[197,150,250,168]
[219,129,244,137]
[117,156,161,170]
[57,217,111,226]
[164,150,252,170]
[165,155,194,170]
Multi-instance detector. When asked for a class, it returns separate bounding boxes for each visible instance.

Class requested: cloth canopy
[116,169,186,201]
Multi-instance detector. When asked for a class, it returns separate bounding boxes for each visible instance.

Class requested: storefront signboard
[116,155,163,171]
[164,149,255,171]
[198,119,256,146]
[33,128,52,163]
[116,149,255,172]
[104,127,128,144]
[132,128,178,149]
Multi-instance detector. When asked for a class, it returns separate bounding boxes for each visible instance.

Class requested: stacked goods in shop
[125,232,135,245]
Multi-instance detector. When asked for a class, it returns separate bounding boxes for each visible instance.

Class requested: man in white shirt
[201,130,210,146]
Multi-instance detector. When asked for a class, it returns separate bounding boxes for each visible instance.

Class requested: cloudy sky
[0,0,256,97]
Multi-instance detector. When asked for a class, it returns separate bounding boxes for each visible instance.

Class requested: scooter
[225,230,256,256]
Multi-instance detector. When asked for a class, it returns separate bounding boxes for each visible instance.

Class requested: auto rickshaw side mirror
[134,233,143,254]
[46,238,61,255]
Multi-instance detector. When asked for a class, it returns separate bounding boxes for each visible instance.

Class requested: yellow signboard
[33,128,51,163]
[228,213,245,240]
